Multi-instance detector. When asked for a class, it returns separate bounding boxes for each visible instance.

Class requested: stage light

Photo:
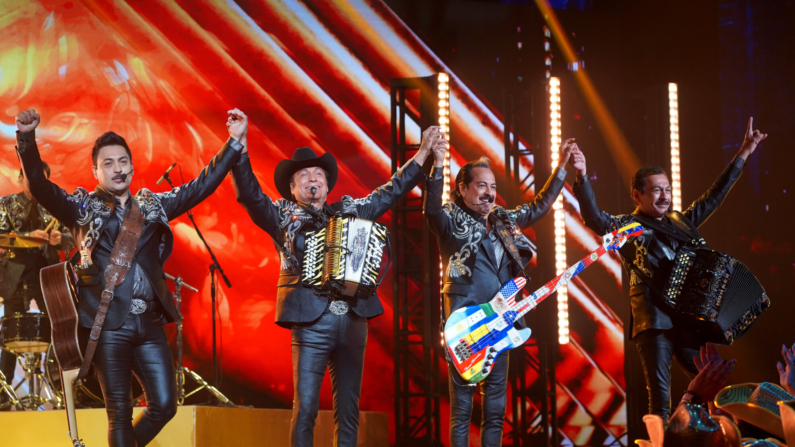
[668,83,682,211]
[549,76,568,345]
[439,73,452,342]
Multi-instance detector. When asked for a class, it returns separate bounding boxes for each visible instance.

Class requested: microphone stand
[165,272,232,407]
[162,175,232,406]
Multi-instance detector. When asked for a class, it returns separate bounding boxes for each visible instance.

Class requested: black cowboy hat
[274,147,338,199]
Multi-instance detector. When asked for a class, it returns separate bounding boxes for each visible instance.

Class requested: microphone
[156,163,177,185]
[116,168,133,182]
[464,196,495,207]
[310,186,317,196]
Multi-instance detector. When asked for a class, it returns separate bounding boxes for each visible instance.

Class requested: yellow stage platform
[0,406,388,446]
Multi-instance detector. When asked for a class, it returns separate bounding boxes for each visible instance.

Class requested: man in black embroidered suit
[570,118,767,421]
[231,126,447,447]
[0,163,74,392]
[14,108,247,446]
[424,142,575,447]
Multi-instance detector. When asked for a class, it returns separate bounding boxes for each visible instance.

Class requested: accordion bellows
[659,247,769,345]
[302,216,389,300]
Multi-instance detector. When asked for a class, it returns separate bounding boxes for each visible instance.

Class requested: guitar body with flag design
[444,222,643,383]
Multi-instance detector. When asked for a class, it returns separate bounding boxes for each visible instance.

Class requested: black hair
[452,157,491,203]
[91,131,132,166]
[19,161,50,180]
[631,166,667,194]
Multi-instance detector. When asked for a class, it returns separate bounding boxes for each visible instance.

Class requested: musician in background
[231,125,446,447]
[0,163,74,398]
[14,108,246,446]
[424,142,575,447]
[570,117,767,421]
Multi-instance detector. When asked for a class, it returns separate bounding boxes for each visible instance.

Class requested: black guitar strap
[491,216,532,281]
[632,213,699,244]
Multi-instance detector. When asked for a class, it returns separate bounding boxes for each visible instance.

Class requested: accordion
[658,247,769,345]
[302,216,390,299]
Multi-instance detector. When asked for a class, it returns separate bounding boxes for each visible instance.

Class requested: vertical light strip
[438,73,451,347]
[439,73,451,200]
[550,77,568,345]
[668,83,682,211]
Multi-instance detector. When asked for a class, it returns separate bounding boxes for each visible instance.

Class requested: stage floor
[0,405,388,446]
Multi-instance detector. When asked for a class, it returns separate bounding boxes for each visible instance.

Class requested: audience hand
[777,343,795,395]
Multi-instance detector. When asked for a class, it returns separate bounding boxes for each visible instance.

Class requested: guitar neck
[511,223,640,319]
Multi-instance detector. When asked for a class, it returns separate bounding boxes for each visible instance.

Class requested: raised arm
[15,109,80,228]
[352,127,445,220]
[230,152,283,239]
[683,117,766,227]
[569,144,621,235]
[508,139,574,230]
[157,110,246,220]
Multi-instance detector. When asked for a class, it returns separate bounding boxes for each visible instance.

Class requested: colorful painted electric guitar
[444,222,643,382]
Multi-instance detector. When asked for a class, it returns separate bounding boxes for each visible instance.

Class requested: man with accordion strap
[570,117,768,421]
[14,108,247,446]
[231,126,447,447]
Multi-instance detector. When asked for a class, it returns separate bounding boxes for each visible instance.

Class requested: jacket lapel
[480,233,498,269]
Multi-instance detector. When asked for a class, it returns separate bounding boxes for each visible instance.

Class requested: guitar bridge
[453,340,473,361]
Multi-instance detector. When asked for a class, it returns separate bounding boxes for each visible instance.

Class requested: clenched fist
[16,109,41,133]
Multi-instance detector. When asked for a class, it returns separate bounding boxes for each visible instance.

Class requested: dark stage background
[1,1,792,445]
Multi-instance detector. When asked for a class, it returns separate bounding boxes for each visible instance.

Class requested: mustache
[655,200,670,205]
[479,195,495,204]
[113,173,128,181]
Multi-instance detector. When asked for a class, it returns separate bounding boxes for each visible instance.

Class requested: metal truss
[502,86,560,447]
[391,75,444,447]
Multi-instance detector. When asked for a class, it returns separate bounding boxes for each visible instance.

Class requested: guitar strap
[632,213,699,244]
[78,197,145,379]
[491,217,532,281]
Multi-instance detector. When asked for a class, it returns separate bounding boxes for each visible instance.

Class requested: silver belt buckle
[329,300,349,315]
[130,299,148,315]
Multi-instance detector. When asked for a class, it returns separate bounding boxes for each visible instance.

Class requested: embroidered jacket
[0,192,74,301]
[231,152,425,327]
[572,156,745,338]
[424,166,567,318]
[15,130,243,329]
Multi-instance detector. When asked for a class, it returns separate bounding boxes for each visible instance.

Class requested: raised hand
[777,343,795,395]
[567,144,587,177]
[417,126,447,166]
[16,109,41,133]
[739,116,768,159]
[558,138,576,168]
[431,131,449,165]
[687,357,736,403]
[694,343,723,371]
[227,109,249,150]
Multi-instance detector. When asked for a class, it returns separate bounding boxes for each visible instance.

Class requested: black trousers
[0,287,28,386]
[91,310,177,447]
[634,328,701,421]
[290,307,368,447]
[448,352,509,447]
